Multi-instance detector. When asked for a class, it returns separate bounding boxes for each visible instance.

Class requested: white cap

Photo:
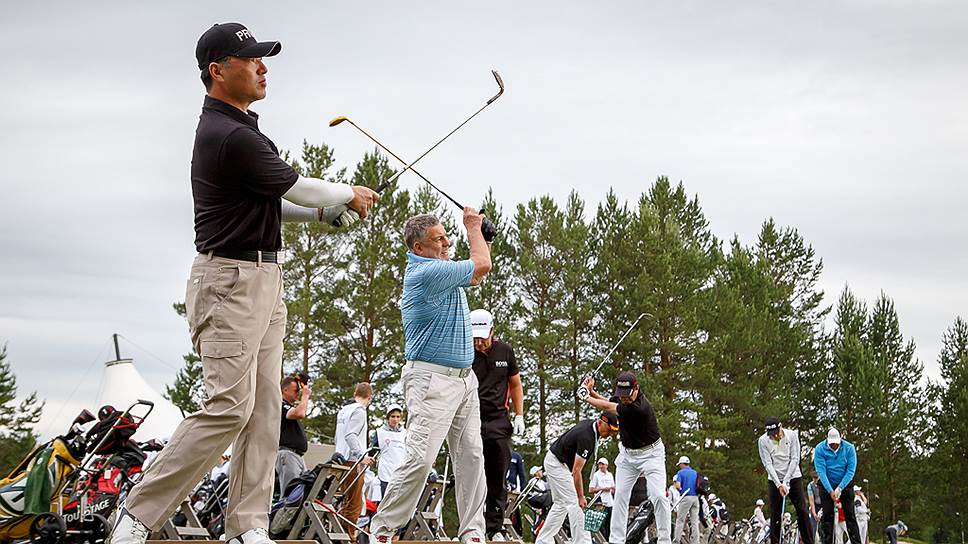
[386,404,403,415]
[677,456,691,465]
[708,493,717,501]
[529,466,542,476]
[853,485,862,491]
[756,499,765,506]
[597,458,609,465]
[470,309,494,339]
[827,427,842,446]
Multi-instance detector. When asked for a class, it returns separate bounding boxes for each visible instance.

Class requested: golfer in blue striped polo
[370,208,493,544]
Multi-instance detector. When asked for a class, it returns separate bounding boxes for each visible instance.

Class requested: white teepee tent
[94,357,185,441]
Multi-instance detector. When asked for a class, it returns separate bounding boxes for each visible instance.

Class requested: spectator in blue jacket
[813,428,862,544]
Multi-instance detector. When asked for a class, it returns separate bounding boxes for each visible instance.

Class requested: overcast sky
[3,1,966,438]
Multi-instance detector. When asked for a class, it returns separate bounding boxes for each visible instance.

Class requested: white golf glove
[832,487,842,501]
[319,205,360,227]
[512,414,525,436]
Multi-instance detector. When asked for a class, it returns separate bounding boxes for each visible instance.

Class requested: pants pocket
[199,339,245,398]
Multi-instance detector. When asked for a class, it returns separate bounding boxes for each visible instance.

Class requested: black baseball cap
[196,23,282,72]
[765,417,781,437]
[613,371,638,397]
[600,411,619,431]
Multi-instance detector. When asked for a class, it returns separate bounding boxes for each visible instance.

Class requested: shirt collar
[203,95,260,129]
[407,251,439,263]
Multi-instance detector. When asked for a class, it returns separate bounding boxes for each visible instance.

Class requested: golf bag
[0,401,155,543]
[625,499,656,544]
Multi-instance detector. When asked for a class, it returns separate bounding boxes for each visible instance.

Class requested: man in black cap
[758,417,814,544]
[535,412,619,544]
[111,22,379,544]
[582,372,671,544]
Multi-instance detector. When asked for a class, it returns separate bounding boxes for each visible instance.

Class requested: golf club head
[329,116,349,127]
[487,70,505,105]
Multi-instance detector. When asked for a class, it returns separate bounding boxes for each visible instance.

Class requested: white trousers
[536,450,591,544]
[609,441,671,544]
[370,364,486,543]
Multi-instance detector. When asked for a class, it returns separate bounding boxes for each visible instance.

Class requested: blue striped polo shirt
[402,253,475,368]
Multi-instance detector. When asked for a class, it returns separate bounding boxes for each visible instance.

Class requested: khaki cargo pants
[126,253,286,539]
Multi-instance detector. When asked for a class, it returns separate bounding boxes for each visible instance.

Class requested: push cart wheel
[81,514,110,544]
[30,512,67,544]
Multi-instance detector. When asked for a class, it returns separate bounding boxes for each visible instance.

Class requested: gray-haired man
[369,208,492,544]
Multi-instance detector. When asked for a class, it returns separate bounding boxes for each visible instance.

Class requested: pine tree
[282,142,352,375]
[0,343,44,475]
[512,195,566,450]
[927,317,968,535]
[165,302,204,415]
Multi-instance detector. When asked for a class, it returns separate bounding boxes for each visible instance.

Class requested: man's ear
[209,59,228,83]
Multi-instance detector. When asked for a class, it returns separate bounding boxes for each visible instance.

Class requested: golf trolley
[0,400,155,544]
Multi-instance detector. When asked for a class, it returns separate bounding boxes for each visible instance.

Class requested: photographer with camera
[276,373,311,495]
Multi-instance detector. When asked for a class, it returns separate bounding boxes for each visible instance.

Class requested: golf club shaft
[376,101,490,192]
[591,312,649,376]
[376,70,502,192]
[344,119,464,208]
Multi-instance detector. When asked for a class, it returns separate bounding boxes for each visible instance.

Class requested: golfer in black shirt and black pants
[582,372,672,544]
[536,413,619,544]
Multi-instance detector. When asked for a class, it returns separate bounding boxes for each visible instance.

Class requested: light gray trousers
[369,362,486,543]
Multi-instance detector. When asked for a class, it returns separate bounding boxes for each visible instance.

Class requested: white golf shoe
[228,527,276,544]
[109,506,149,544]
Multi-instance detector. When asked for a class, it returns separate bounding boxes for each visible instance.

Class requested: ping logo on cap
[235,28,252,41]
[617,380,631,387]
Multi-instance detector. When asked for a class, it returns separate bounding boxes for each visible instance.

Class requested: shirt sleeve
[814,444,833,492]
[839,443,857,490]
[758,435,782,486]
[782,431,801,485]
[575,430,595,463]
[416,259,475,299]
[223,127,299,199]
[344,406,367,460]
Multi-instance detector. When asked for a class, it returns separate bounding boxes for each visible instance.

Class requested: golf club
[328,115,498,239]
[576,312,651,399]
[327,70,504,227]
[778,494,787,544]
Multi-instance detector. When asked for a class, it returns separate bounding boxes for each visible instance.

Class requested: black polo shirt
[610,392,661,449]
[472,339,519,439]
[191,96,299,252]
[549,419,598,470]
[280,401,308,455]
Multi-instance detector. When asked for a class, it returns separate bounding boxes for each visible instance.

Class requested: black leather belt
[210,249,279,263]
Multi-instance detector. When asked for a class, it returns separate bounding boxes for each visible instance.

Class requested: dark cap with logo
[765,416,781,437]
[613,371,638,396]
[196,23,282,72]
[600,411,619,429]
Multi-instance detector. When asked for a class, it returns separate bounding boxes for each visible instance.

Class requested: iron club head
[487,70,505,105]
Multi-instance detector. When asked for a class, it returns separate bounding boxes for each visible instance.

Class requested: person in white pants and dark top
[536,413,620,544]
[758,417,814,544]
[582,372,672,544]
